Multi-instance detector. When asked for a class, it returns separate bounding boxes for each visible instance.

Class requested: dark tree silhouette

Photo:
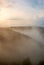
[22,58,31,65]
[11,62,20,65]
[38,61,44,65]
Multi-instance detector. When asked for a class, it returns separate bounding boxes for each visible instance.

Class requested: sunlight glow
[0,8,8,21]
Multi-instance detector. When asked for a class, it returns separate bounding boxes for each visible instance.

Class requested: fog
[14,27,44,45]
[0,27,44,65]
[12,27,44,64]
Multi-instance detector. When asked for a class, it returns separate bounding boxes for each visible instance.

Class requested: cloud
[0,0,44,26]
[0,0,5,7]
[0,0,15,8]
[25,0,44,9]
[34,17,44,27]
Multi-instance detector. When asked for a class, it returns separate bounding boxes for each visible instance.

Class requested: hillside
[0,28,44,65]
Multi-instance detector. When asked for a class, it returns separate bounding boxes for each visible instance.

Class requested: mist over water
[13,27,44,64]
[14,27,44,45]
[0,27,44,65]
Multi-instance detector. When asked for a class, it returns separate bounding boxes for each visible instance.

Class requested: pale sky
[0,0,44,26]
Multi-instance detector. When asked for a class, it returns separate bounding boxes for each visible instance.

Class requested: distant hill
[10,26,32,30]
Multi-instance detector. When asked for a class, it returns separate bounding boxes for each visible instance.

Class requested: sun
[0,8,8,21]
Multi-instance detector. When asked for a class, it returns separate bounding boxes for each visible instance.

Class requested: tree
[38,61,44,65]
[22,58,31,65]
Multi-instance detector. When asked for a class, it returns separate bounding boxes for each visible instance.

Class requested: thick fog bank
[0,28,44,65]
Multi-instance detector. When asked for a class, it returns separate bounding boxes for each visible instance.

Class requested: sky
[0,0,44,26]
